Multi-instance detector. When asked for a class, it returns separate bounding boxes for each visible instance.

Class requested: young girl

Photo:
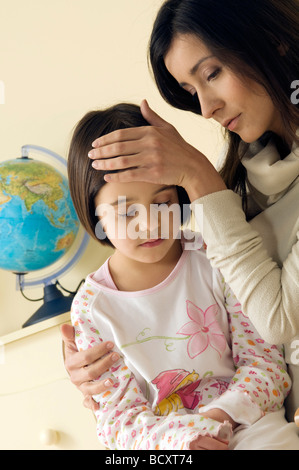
[67,103,299,450]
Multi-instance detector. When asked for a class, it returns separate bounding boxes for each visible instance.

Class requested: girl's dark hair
[149,0,299,212]
[67,103,190,246]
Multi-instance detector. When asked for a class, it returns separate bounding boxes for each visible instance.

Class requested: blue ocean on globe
[0,158,79,272]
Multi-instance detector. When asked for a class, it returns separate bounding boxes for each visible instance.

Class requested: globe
[0,157,79,273]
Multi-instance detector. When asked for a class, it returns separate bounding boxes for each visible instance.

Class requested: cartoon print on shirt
[152,368,202,415]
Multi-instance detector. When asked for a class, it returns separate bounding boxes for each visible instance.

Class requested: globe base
[22,284,74,328]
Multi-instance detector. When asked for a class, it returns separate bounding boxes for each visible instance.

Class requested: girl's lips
[140,238,164,248]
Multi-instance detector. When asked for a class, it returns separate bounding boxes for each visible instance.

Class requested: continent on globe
[0,157,79,272]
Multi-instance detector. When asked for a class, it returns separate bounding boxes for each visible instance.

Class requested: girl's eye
[118,211,135,218]
[118,204,139,218]
[157,200,171,207]
[207,67,221,82]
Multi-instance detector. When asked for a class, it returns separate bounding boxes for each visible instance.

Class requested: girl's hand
[189,435,229,450]
[61,324,119,411]
[88,100,226,202]
[200,408,238,430]
[189,408,236,450]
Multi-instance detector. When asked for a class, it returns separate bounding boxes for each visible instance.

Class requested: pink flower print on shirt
[177,301,226,359]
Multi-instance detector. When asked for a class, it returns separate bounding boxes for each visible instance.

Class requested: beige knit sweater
[191,131,299,420]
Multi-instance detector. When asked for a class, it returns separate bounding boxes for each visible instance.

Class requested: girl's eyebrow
[153,185,176,195]
[110,196,134,206]
[110,186,176,206]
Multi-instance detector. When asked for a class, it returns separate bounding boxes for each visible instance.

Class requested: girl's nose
[138,206,160,235]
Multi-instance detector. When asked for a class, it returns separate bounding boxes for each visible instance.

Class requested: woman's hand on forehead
[88,99,226,201]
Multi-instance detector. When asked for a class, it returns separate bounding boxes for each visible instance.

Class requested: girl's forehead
[95,181,177,204]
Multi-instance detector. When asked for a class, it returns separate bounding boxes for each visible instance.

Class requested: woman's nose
[198,91,223,120]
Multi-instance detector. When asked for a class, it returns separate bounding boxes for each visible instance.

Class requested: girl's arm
[72,306,232,450]
[192,190,299,344]
[199,277,291,425]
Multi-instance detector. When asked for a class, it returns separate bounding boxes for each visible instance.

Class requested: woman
[62,0,299,421]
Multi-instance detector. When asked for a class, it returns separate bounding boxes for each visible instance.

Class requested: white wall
[0,0,224,334]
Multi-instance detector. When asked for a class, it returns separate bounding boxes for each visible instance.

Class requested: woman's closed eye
[207,67,222,82]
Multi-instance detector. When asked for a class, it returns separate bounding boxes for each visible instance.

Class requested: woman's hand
[61,324,120,411]
[88,100,226,202]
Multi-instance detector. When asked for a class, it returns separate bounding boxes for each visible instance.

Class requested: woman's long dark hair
[67,103,190,246]
[149,0,299,212]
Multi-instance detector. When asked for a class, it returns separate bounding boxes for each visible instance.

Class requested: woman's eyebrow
[190,55,214,76]
[179,55,214,87]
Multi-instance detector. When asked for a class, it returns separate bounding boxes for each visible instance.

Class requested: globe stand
[22,283,74,328]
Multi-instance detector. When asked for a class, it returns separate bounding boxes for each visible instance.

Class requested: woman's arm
[200,277,291,424]
[61,324,120,411]
[191,191,299,344]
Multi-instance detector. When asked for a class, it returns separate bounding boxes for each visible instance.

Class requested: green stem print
[121,328,190,352]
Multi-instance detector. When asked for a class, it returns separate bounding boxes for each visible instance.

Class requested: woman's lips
[226,114,241,131]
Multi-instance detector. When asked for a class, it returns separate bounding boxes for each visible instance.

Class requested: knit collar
[241,130,299,208]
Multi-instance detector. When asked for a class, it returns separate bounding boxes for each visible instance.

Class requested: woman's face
[164,34,284,143]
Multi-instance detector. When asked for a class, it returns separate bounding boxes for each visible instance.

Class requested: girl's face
[164,34,285,143]
[94,181,182,264]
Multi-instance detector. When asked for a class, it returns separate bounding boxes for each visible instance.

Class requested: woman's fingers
[89,144,142,166]
[140,99,173,128]
[83,395,99,411]
[61,324,119,383]
[69,349,120,386]
[81,378,114,412]
[90,101,172,150]
[91,126,146,150]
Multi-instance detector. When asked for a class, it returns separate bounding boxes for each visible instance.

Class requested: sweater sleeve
[199,277,291,425]
[191,190,299,344]
[72,299,232,450]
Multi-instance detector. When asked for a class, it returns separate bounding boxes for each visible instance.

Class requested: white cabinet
[0,313,105,450]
